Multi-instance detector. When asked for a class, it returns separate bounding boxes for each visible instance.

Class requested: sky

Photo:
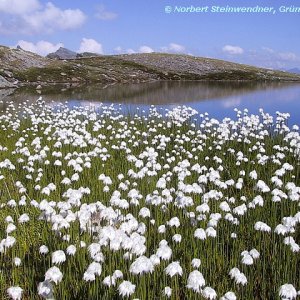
[0,0,300,69]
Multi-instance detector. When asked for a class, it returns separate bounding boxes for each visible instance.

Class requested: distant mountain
[287,68,300,74]
[47,48,101,60]
[47,47,77,60]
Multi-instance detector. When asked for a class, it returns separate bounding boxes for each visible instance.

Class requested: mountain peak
[47,47,77,60]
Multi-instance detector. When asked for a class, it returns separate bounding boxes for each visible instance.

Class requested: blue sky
[0,0,300,69]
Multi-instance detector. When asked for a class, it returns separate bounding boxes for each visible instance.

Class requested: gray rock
[0,75,15,88]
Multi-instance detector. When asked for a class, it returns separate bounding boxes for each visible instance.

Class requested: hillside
[1,45,300,89]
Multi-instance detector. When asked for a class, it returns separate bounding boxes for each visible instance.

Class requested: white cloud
[0,0,41,15]
[161,43,186,53]
[115,43,186,55]
[139,46,154,53]
[0,1,86,35]
[255,47,300,68]
[95,5,117,20]
[78,38,103,54]
[126,49,136,54]
[23,3,86,33]
[114,46,136,54]
[262,47,275,54]
[278,52,298,61]
[114,46,122,53]
[16,40,63,56]
[222,45,244,55]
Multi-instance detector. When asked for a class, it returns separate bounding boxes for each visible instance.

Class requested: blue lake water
[1,81,300,125]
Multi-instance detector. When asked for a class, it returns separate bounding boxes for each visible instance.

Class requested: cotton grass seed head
[7,286,23,300]
[45,266,63,284]
[165,261,183,277]
[279,284,297,299]
[118,280,136,298]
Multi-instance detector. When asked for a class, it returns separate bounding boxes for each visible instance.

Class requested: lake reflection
[1,81,300,124]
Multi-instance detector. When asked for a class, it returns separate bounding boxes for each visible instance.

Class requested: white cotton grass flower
[61,177,71,185]
[66,245,76,256]
[51,250,66,264]
[290,242,300,253]
[229,267,247,285]
[83,271,95,282]
[88,243,101,257]
[254,221,271,232]
[39,245,49,255]
[18,213,30,223]
[6,223,16,234]
[118,280,136,298]
[194,228,206,240]
[158,225,166,233]
[7,286,23,300]
[284,237,300,252]
[202,286,217,299]
[279,284,297,299]
[233,204,247,216]
[256,180,270,193]
[113,270,123,279]
[80,241,86,248]
[103,275,116,287]
[172,234,182,243]
[5,215,14,223]
[150,254,160,266]
[275,224,289,235]
[163,286,172,298]
[71,173,79,182]
[219,201,231,212]
[129,256,154,275]
[3,236,16,249]
[249,170,258,180]
[196,203,210,213]
[83,262,102,282]
[241,252,254,265]
[45,266,63,284]
[191,258,201,269]
[14,257,22,267]
[156,241,172,260]
[206,227,217,238]
[186,270,205,292]
[284,236,296,245]
[165,261,183,277]
[231,233,237,239]
[139,207,150,218]
[249,248,260,259]
[220,291,237,300]
[167,217,180,227]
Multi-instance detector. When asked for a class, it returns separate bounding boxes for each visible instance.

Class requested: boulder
[0,75,15,88]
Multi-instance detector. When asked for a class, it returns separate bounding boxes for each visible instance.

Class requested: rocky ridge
[1,45,300,89]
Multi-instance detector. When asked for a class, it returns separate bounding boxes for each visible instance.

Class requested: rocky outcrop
[0,45,49,69]
[47,47,77,60]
